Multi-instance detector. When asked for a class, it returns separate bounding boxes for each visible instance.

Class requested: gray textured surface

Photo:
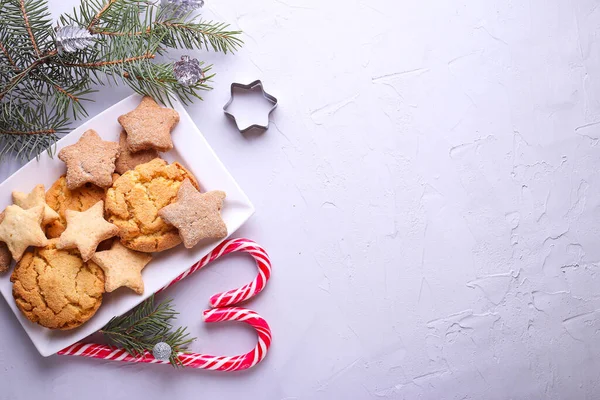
[1,0,600,399]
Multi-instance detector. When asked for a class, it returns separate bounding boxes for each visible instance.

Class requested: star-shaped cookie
[115,130,160,174]
[12,184,59,226]
[92,241,152,294]
[118,96,180,152]
[56,201,119,261]
[158,179,227,248]
[58,129,120,190]
[0,205,48,261]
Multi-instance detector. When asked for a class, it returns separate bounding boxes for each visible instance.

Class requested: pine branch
[0,50,57,99]
[0,40,17,69]
[3,0,54,61]
[0,0,243,161]
[100,295,196,367]
[90,27,149,36]
[18,0,40,56]
[1,129,56,135]
[79,0,154,36]
[90,20,243,54]
[87,0,118,29]
[60,52,155,68]
[156,20,243,54]
[121,61,213,106]
[0,100,65,159]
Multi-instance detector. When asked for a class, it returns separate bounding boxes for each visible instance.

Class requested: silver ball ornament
[152,342,172,361]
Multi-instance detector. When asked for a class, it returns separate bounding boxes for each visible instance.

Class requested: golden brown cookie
[115,130,160,175]
[118,96,179,152]
[92,241,152,294]
[58,129,120,190]
[45,176,107,238]
[12,184,59,226]
[11,240,105,330]
[56,201,119,261]
[0,205,48,261]
[158,179,227,248]
[105,158,199,252]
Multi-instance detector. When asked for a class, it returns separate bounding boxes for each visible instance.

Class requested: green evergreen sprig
[0,0,242,161]
[100,294,196,367]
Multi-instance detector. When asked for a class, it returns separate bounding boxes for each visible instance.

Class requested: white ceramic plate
[0,94,254,356]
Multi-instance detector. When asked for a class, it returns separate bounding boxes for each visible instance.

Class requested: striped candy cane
[58,308,271,370]
[58,238,272,371]
[159,237,272,308]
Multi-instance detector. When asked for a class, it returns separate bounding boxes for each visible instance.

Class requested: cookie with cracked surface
[115,130,160,174]
[105,158,199,252]
[45,176,107,238]
[11,240,105,330]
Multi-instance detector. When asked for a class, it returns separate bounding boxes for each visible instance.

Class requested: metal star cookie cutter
[223,80,278,133]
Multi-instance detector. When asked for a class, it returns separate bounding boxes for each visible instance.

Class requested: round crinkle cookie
[11,239,105,330]
[104,158,199,252]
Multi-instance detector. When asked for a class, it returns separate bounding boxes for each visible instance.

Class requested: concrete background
[1,0,600,399]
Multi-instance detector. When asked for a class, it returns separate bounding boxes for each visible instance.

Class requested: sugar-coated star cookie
[0,205,48,261]
[158,179,227,248]
[118,96,179,152]
[92,241,152,294]
[13,184,59,226]
[115,130,160,174]
[58,129,120,190]
[56,201,119,261]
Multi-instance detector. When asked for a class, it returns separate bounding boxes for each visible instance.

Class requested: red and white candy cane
[58,308,271,370]
[159,237,272,308]
[58,238,272,372]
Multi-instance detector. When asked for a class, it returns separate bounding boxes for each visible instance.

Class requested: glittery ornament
[152,342,172,361]
[173,55,204,86]
[161,0,204,18]
[55,25,96,54]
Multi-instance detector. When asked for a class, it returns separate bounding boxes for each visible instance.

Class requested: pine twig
[0,40,17,69]
[52,84,79,101]
[99,295,196,367]
[19,0,40,57]
[156,20,243,53]
[120,61,213,106]
[60,53,155,68]
[90,27,150,36]
[87,0,118,29]
[0,50,58,99]
[0,128,56,135]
